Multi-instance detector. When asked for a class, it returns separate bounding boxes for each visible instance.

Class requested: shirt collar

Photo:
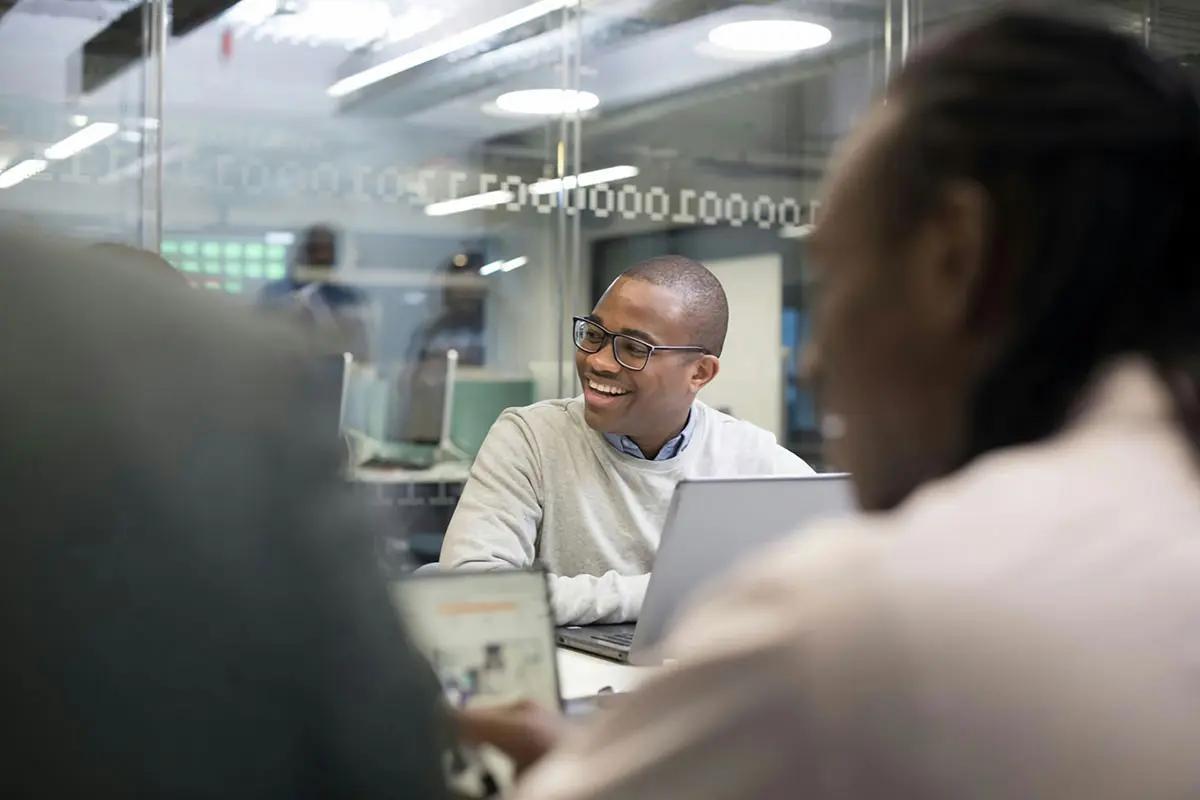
[603,407,697,461]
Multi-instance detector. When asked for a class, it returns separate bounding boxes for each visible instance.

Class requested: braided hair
[881,9,1200,463]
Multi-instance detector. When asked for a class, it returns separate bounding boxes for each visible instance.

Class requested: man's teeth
[588,379,628,396]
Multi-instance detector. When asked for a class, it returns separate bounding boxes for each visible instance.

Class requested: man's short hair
[620,255,729,356]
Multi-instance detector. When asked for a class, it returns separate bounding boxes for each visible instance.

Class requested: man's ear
[690,354,720,392]
[909,179,990,335]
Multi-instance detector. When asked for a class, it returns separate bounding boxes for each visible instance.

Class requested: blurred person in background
[1,230,446,798]
[408,255,487,366]
[472,10,1200,798]
[260,223,371,360]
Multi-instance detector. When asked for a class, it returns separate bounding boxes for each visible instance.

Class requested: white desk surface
[556,646,657,700]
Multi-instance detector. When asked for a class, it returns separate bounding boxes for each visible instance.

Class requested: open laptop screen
[391,571,560,711]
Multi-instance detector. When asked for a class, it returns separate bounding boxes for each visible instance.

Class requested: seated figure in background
[260,223,371,360]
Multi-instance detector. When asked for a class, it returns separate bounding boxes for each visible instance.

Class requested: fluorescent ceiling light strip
[0,159,48,189]
[480,256,527,276]
[529,165,639,195]
[44,122,119,160]
[779,223,816,239]
[327,0,577,97]
[425,190,514,217]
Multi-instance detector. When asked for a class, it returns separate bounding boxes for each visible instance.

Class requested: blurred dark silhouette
[91,241,188,283]
[0,228,446,798]
[260,224,371,360]
[408,255,486,366]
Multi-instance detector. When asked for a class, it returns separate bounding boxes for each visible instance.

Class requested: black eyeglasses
[572,316,709,372]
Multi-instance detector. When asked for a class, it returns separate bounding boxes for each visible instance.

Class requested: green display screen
[162,234,291,296]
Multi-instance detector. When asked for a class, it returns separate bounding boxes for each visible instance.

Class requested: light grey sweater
[439,397,813,625]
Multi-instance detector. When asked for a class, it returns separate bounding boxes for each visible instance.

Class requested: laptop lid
[629,473,854,665]
[300,351,351,446]
[388,353,451,446]
[391,570,561,711]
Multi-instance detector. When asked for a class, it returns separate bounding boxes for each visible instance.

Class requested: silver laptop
[556,473,854,665]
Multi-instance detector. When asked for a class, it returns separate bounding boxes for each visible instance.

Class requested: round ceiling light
[708,19,832,54]
[494,89,600,116]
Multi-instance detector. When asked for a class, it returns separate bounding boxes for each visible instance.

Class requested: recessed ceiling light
[708,19,832,54]
[494,89,599,116]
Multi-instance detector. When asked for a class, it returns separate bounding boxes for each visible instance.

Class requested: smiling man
[439,255,813,625]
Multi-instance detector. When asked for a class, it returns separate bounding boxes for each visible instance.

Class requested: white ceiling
[0,1,881,139]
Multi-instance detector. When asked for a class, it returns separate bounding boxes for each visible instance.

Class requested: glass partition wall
[3,0,1195,473]
[0,0,166,248]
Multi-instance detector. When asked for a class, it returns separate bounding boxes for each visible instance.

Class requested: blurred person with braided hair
[469,10,1200,798]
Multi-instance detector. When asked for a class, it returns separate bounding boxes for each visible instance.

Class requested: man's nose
[587,342,622,375]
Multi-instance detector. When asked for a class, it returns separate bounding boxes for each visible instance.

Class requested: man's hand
[454,700,567,774]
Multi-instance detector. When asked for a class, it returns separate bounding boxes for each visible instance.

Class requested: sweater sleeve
[441,408,648,626]
[751,424,814,475]
[548,572,650,626]
[440,411,543,572]
[769,441,816,475]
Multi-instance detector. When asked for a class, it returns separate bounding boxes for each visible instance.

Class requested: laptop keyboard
[592,630,635,647]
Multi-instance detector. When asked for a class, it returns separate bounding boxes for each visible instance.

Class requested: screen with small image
[392,571,559,711]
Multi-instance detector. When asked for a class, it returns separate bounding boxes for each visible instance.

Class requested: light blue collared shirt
[603,407,697,461]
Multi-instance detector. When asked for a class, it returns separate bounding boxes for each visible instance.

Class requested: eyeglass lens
[573,319,651,370]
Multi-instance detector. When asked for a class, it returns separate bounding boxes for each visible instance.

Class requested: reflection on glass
[1,0,1193,476]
